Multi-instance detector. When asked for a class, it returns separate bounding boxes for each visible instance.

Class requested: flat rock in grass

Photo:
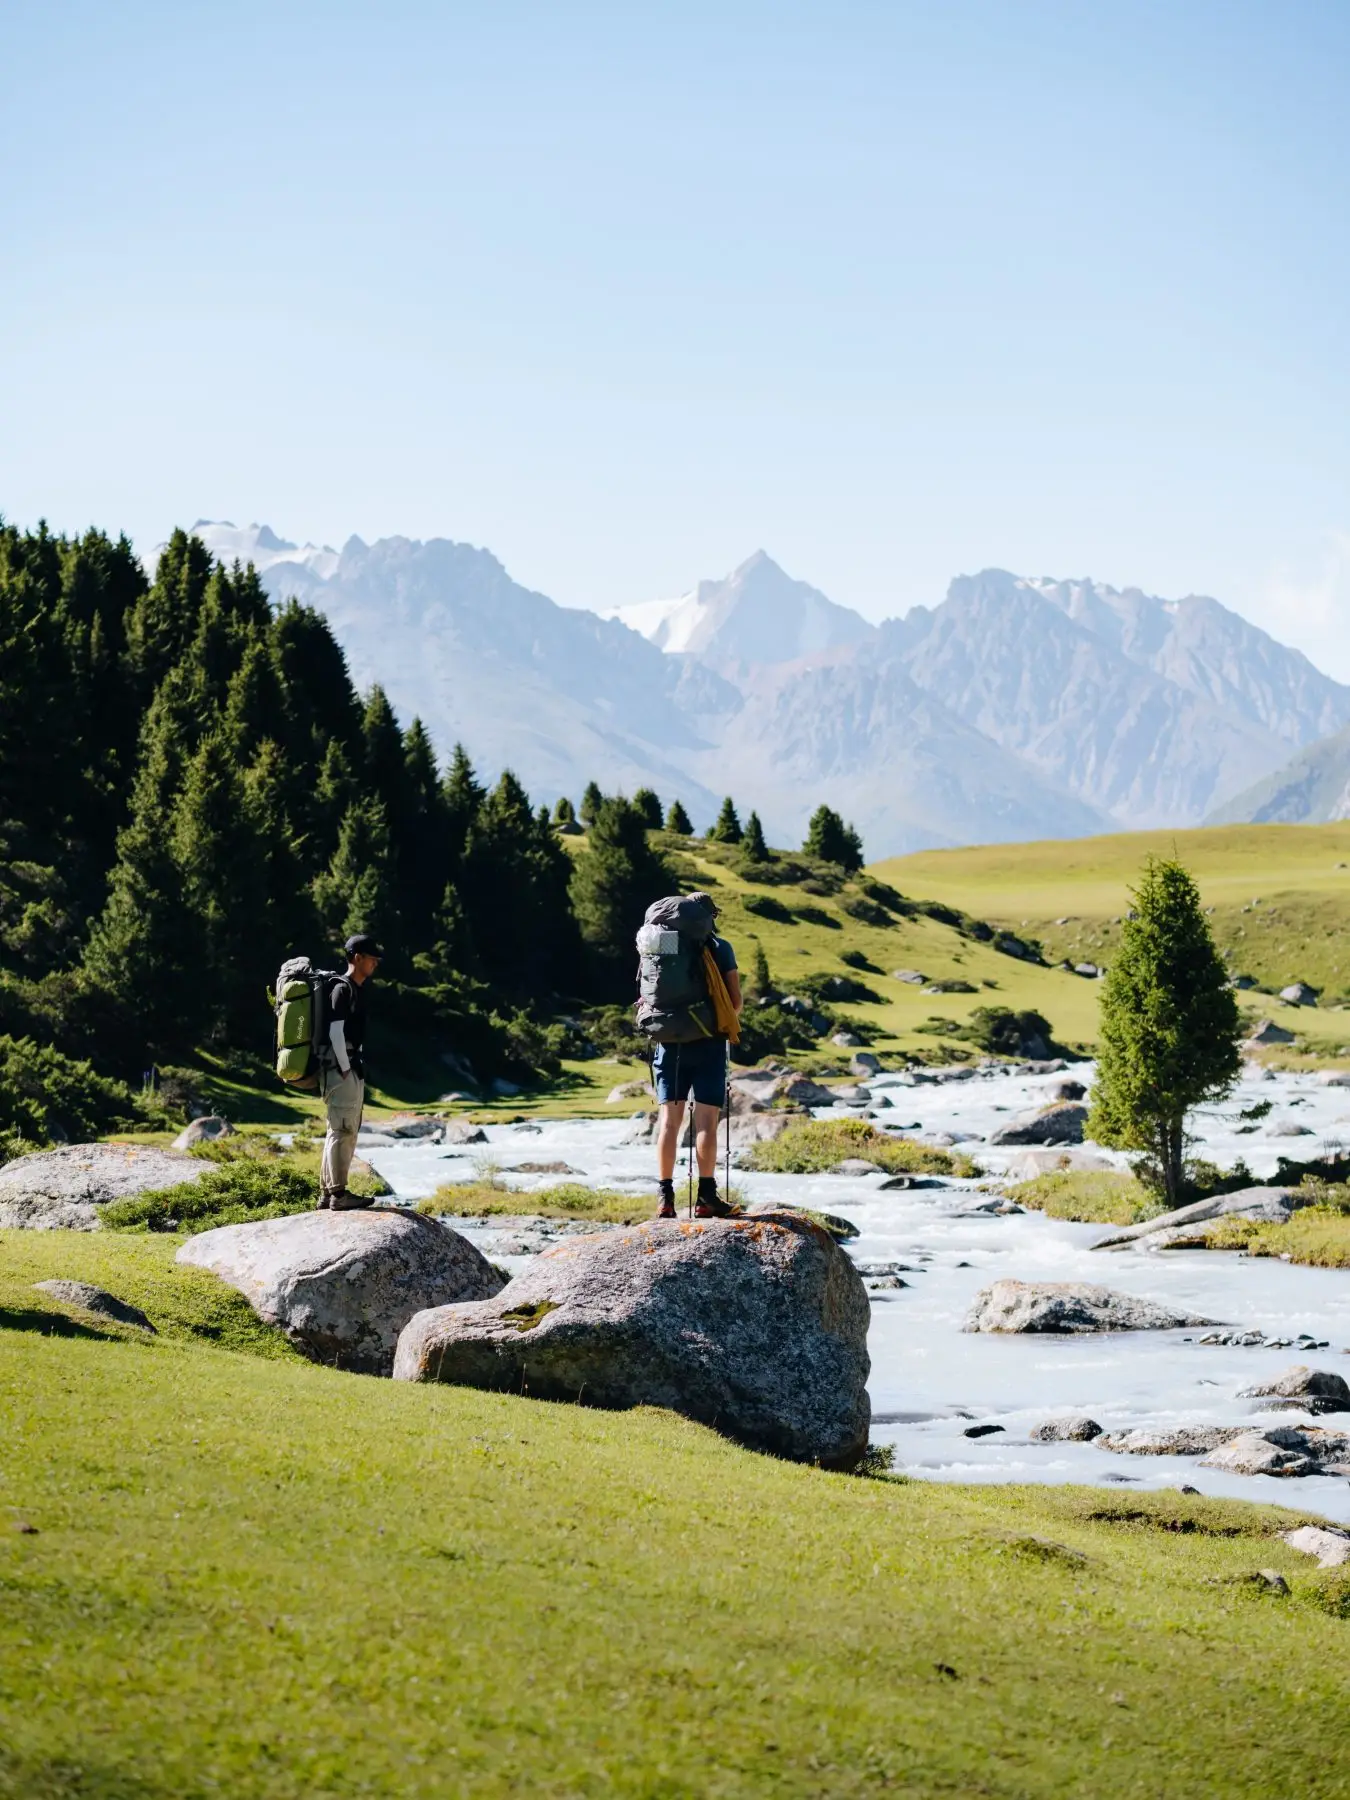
[1029,1416,1102,1442]
[1091,1188,1301,1250]
[1238,1365,1350,1413]
[1246,1019,1296,1046]
[963,1280,1216,1335]
[987,1103,1088,1147]
[606,1082,650,1103]
[393,1208,871,1469]
[1282,1525,1350,1567]
[177,1208,505,1375]
[32,1280,156,1332]
[0,1143,207,1231]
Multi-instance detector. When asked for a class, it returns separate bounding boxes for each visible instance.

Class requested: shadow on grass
[0,1306,118,1342]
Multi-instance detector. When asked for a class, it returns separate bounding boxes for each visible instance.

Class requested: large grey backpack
[634,894,718,1044]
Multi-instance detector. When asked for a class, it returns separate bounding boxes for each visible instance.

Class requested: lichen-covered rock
[987,1103,1088,1147]
[1199,1424,1350,1477]
[1030,1416,1102,1442]
[32,1280,156,1332]
[394,1209,871,1468]
[177,1208,505,1374]
[963,1280,1215,1334]
[0,1143,206,1231]
[1089,1188,1301,1251]
[1238,1365,1350,1413]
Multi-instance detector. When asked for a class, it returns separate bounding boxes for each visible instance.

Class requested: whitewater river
[359,1064,1350,1524]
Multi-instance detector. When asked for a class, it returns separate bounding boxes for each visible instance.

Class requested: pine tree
[243,740,316,973]
[312,799,402,956]
[708,796,743,843]
[580,780,604,826]
[222,637,289,761]
[632,787,663,830]
[82,704,204,1056]
[569,796,672,997]
[442,743,485,864]
[553,795,576,825]
[750,939,773,998]
[125,529,214,693]
[398,717,450,956]
[362,686,413,842]
[460,771,577,992]
[742,810,769,861]
[804,804,864,873]
[665,797,694,835]
[171,734,270,1027]
[1088,858,1241,1207]
[310,739,359,871]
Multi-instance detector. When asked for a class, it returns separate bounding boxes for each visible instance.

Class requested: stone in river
[829,1158,885,1176]
[393,1207,870,1469]
[1238,1365,1350,1414]
[963,1280,1216,1335]
[1029,1416,1102,1442]
[1097,1426,1241,1456]
[987,1103,1087,1146]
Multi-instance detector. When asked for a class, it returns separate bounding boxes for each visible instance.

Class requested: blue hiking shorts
[652,1037,728,1107]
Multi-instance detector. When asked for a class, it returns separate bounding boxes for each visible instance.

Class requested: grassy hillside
[879,822,1350,1059]
[3,1230,1349,1799]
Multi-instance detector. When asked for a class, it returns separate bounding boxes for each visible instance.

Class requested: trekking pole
[725,1040,731,1211]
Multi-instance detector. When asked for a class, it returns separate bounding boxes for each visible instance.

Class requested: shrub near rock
[740,1118,972,1177]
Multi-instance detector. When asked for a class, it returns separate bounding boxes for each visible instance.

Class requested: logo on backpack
[634,894,718,1044]
[271,956,343,1089]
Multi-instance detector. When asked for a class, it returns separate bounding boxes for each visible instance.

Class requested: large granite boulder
[1199,1425,1350,1477]
[393,1208,871,1468]
[987,1103,1088,1147]
[964,1280,1216,1334]
[177,1208,505,1374]
[0,1143,207,1230]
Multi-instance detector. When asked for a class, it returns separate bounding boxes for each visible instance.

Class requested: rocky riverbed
[357,1061,1350,1522]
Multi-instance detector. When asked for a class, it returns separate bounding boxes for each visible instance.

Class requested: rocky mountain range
[175,522,1350,854]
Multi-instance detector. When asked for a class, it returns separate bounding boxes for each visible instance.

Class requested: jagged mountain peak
[606,550,874,665]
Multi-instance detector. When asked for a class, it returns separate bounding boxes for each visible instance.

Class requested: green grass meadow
[3,1228,1349,1798]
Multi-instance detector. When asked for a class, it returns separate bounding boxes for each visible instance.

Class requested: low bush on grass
[102,1162,319,1233]
[1010,1169,1152,1225]
[1198,1205,1350,1268]
[417,1180,655,1223]
[740,1117,973,1177]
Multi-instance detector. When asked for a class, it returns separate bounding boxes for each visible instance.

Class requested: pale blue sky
[4,2,1349,667]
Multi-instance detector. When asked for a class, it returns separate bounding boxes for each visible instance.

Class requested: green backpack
[271,956,341,1089]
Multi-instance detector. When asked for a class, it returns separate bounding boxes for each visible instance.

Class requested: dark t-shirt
[329,975,367,1076]
[709,934,737,976]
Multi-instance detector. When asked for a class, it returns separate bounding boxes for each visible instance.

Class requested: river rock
[177,1208,505,1375]
[1030,1416,1102,1442]
[171,1116,234,1150]
[32,1280,156,1332]
[1198,1431,1320,1477]
[1282,1525,1350,1567]
[383,1115,447,1140]
[1238,1365,1350,1413]
[0,1143,207,1231]
[1091,1187,1301,1251]
[964,1280,1216,1334]
[441,1120,489,1146]
[607,1082,650,1103]
[777,1076,838,1108]
[1044,1079,1087,1103]
[987,1103,1088,1147]
[1003,1149,1115,1180]
[851,1053,881,1076]
[1097,1426,1241,1456]
[393,1209,871,1468]
[829,1158,885,1176]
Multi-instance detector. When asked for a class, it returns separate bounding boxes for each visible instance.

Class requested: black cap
[344,934,385,959]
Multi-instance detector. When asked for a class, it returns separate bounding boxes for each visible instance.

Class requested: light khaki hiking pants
[320,1067,365,1199]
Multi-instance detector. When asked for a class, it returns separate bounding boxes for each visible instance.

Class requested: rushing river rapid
[358,1063,1350,1523]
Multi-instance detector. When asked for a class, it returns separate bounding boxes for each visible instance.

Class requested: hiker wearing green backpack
[317,933,384,1210]
[634,893,742,1219]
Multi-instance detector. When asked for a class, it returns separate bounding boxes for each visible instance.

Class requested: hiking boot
[694,1189,740,1219]
[316,1193,333,1210]
[329,1190,374,1211]
[656,1194,677,1219]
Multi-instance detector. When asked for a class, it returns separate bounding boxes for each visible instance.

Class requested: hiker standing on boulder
[635,893,742,1219]
[318,933,383,1211]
